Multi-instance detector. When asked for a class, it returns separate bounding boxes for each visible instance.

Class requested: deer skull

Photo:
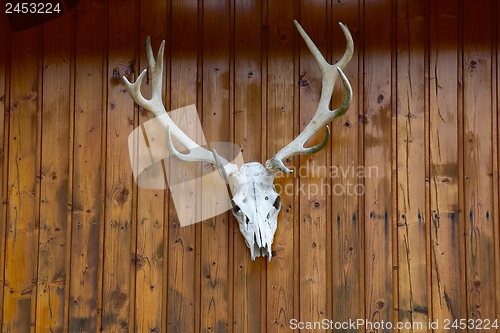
[123,20,353,261]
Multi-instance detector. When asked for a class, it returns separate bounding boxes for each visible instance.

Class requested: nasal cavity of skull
[231,201,249,226]
[273,196,281,210]
[256,229,264,247]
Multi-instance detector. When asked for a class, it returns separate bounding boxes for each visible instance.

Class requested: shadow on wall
[6,0,79,32]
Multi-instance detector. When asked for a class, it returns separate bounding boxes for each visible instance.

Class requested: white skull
[227,163,281,261]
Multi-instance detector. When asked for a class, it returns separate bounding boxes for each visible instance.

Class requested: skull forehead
[230,162,277,201]
[239,162,271,177]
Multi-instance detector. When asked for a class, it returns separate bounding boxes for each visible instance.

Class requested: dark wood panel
[0,9,9,331]
[200,0,231,332]
[102,0,137,331]
[298,0,329,328]
[266,1,297,332]
[396,0,429,329]
[362,0,395,327]
[35,10,74,332]
[330,0,363,327]
[463,0,496,325]
[134,2,169,333]
[233,0,264,332]
[69,1,107,332]
[496,1,500,325]
[3,25,42,333]
[429,0,467,324]
[167,1,199,332]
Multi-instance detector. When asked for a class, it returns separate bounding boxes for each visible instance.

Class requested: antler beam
[122,37,227,167]
[265,20,354,174]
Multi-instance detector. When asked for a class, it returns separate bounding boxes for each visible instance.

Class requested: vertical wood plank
[330,0,363,327]
[266,1,297,332]
[429,0,466,324]
[260,3,269,332]
[35,11,74,332]
[200,0,231,332]
[297,2,329,329]
[362,0,394,327]
[134,2,168,332]
[233,0,264,332]
[395,0,429,330]
[463,0,496,326]
[2,26,41,333]
[102,0,137,331]
[69,1,107,332]
[0,10,9,332]
[167,1,199,332]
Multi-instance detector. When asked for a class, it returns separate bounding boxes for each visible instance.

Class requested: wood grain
[133,2,168,333]
[167,0,199,332]
[35,10,74,332]
[266,2,297,332]
[233,0,264,332]
[363,0,394,327]
[68,1,107,332]
[0,10,9,331]
[496,1,500,327]
[463,0,496,327]
[429,0,467,325]
[298,2,329,329]
[200,0,231,332]
[330,0,363,328]
[101,0,137,331]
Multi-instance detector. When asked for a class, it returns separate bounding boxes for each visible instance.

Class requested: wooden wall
[0,0,499,332]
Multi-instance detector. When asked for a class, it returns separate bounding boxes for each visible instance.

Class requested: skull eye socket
[231,201,249,227]
[273,195,281,210]
[231,201,241,216]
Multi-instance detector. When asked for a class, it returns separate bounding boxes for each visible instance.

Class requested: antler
[265,20,354,174]
[123,37,229,167]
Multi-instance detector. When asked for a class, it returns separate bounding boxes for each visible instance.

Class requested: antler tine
[165,125,216,165]
[265,21,353,174]
[146,36,166,115]
[123,37,232,169]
